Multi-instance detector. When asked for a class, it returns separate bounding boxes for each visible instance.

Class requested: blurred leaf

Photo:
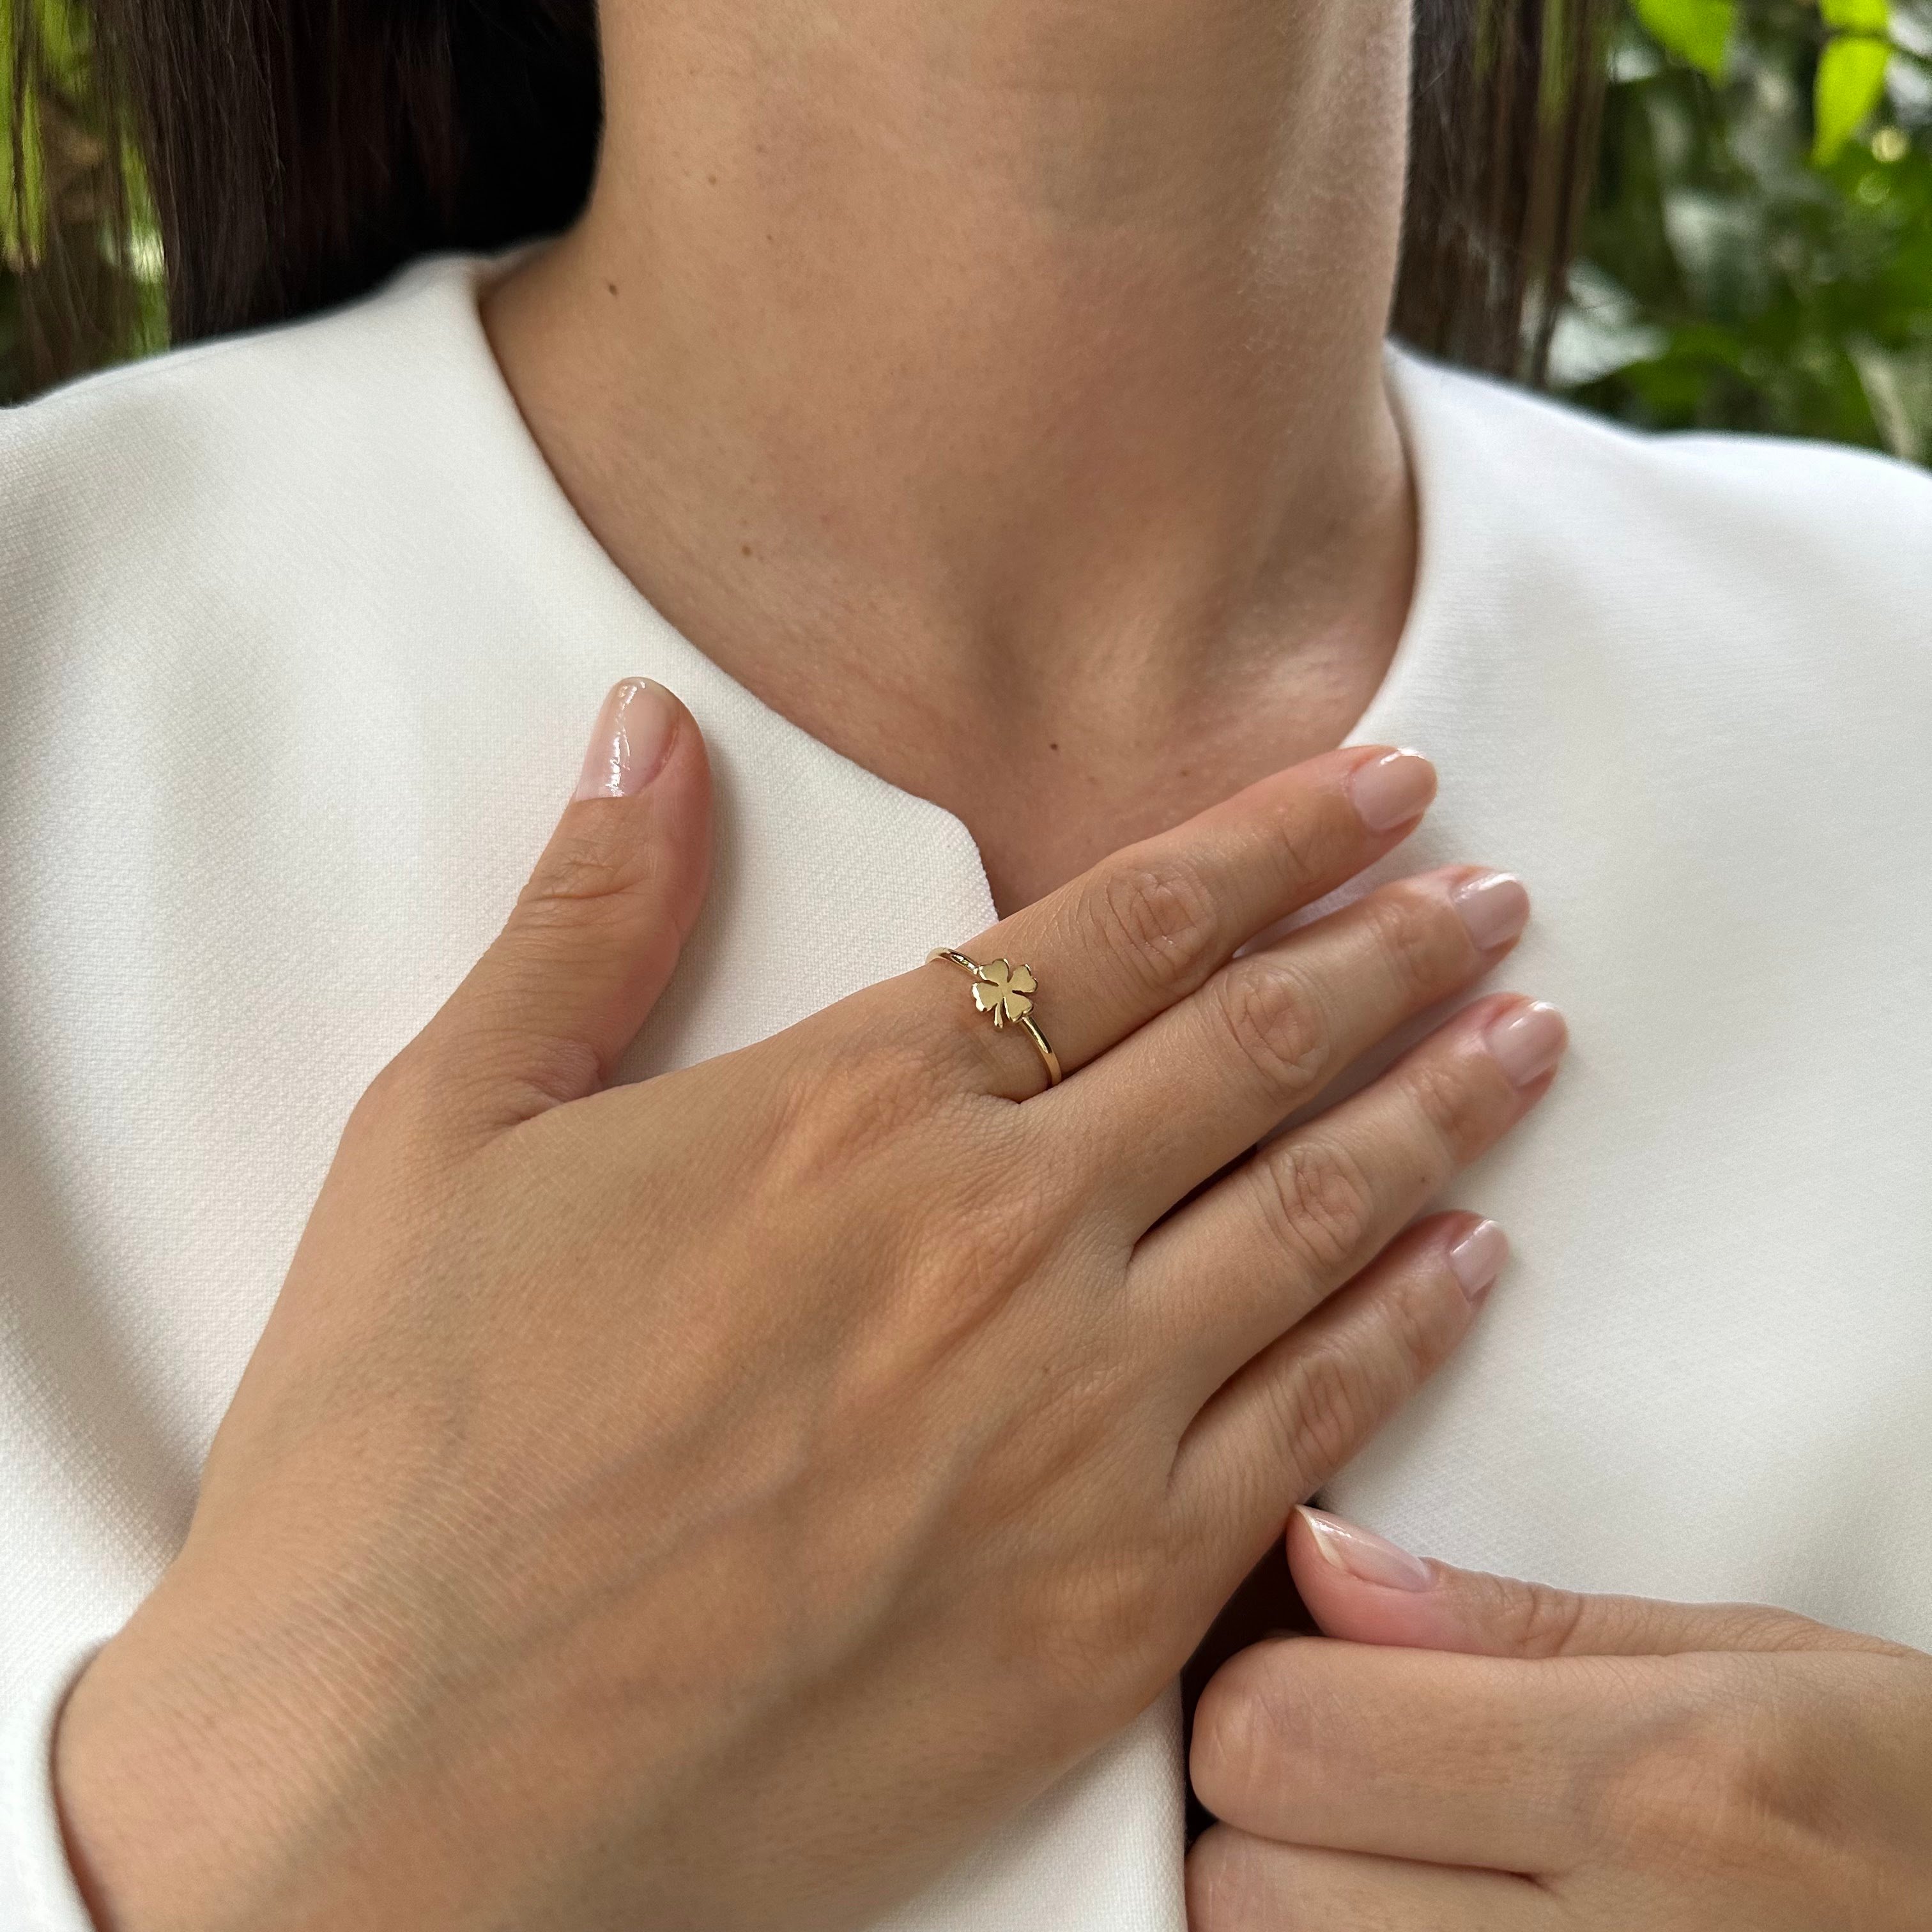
[1567,3,1932,465]
[1820,0,1890,31]
[1633,0,1737,77]
[1814,34,1894,164]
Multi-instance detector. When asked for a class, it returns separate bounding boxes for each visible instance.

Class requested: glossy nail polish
[1296,1505,1434,1591]
[1446,1218,1508,1303]
[1484,1000,1567,1087]
[1348,749,1437,832]
[574,678,678,801]
[1450,871,1530,951]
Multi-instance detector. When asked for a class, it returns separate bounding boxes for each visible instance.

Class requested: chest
[3,648,1929,1659]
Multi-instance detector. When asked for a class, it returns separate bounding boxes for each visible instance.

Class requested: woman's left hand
[1187,1506,1932,1930]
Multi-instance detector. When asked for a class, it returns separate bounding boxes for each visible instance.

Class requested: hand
[1189,1507,1932,1930]
[54,678,1564,1932]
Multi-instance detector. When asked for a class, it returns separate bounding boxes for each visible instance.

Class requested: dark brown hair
[6,0,1613,401]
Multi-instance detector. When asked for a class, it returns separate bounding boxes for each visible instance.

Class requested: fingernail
[1450,871,1529,951]
[1446,1218,1508,1303]
[1296,1506,1434,1592]
[1347,748,1436,832]
[574,678,677,800]
[1483,999,1567,1087]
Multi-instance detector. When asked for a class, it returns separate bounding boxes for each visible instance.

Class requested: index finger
[906,746,1436,1100]
[1190,1635,1643,1876]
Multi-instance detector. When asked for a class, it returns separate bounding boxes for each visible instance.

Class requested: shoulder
[0,254,491,671]
[1388,345,1930,696]
[2,253,447,490]
[1393,346,1929,571]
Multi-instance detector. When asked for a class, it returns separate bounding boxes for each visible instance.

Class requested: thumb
[417,677,713,1125]
[1285,1505,1895,1660]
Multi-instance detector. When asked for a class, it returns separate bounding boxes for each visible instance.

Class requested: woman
[3,2,1929,1929]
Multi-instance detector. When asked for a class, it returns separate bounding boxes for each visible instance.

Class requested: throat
[907,620,1407,921]
[774,523,1413,918]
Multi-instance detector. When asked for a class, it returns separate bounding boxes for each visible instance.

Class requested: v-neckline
[417,241,1452,922]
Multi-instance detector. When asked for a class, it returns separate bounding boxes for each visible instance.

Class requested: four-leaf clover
[972,958,1037,1027]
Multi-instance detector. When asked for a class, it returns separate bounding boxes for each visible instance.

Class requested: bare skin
[482,0,1418,913]
[51,8,1571,1928]
[1188,1508,1932,1929]
[52,688,1566,1932]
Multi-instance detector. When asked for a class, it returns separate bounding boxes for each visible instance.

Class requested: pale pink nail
[1446,1218,1508,1303]
[1484,1000,1567,1087]
[574,678,677,800]
[1296,1505,1434,1592]
[1450,871,1529,951]
[1347,749,1436,832]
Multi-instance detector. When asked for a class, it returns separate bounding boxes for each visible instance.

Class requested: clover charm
[972,957,1037,1027]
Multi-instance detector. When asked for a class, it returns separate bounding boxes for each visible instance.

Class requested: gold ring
[925,946,1064,1089]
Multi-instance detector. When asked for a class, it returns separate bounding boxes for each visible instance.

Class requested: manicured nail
[1348,749,1436,832]
[1296,1506,1434,1592]
[574,678,677,800]
[1450,871,1529,951]
[1484,1000,1567,1087]
[1446,1218,1508,1303]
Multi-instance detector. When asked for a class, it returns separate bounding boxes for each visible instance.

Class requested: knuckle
[1488,1575,1593,1659]
[1252,1135,1376,1276]
[1184,1826,1269,1931]
[521,829,639,914]
[1025,1545,1174,1731]
[1266,792,1350,897]
[1397,1052,1489,1174]
[1213,958,1330,1099]
[1085,856,1222,1000]
[1360,884,1455,1004]
[1188,1660,1275,1820]
[765,1020,945,1185]
[1277,1336,1379,1477]
[1190,1641,1324,1825]
[1597,1661,1804,1873]
[1374,1255,1465,1381]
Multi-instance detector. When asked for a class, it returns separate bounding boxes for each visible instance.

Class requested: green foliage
[1636,0,1739,79]
[1814,33,1892,163]
[2,1,1929,471]
[1,0,164,401]
[1558,1,1932,461]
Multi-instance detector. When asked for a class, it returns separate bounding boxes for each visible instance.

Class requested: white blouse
[3,247,1928,1932]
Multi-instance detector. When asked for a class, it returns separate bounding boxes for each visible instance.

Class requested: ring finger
[1135,989,1567,1404]
[1041,861,1533,1234]
[897,746,1439,1101]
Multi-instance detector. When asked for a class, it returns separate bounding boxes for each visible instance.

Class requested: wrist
[53,1616,274,1932]
[49,1562,413,1932]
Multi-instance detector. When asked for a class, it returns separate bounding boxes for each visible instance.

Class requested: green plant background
[4,0,1932,464]
[1562,0,1932,460]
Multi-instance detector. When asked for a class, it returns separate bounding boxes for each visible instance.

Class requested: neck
[486,0,1418,894]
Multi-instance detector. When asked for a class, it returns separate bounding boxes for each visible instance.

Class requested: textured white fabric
[2,246,1928,1930]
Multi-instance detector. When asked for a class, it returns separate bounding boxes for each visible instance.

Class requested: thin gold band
[925,946,1064,1089]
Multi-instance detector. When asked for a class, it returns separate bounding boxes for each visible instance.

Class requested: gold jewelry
[925,946,1064,1089]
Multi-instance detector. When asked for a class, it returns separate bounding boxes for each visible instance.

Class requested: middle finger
[1040,861,1533,1234]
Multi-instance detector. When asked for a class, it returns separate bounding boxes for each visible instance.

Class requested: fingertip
[1285,1505,1478,1651]
[1444,1216,1508,1305]
[562,678,714,934]
[572,677,675,801]
[1291,1505,1435,1593]
[571,677,712,813]
[1345,746,1438,834]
